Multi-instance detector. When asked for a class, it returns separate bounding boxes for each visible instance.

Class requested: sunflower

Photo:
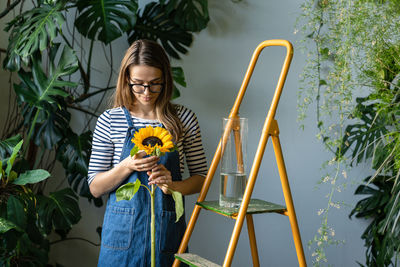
[131,126,174,156]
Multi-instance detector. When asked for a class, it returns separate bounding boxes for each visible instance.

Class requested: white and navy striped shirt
[88,105,208,185]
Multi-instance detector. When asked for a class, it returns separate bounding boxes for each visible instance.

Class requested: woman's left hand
[147,164,172,194]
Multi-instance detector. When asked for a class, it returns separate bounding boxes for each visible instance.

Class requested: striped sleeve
[178,105,208,177]
[87,110,114,185]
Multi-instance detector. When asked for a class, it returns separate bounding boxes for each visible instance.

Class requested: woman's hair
[113,39,182,141]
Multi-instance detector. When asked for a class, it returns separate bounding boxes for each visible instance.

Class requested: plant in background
[0,0,214,265]
[0,136,81,266]
[297,0,400,266]
[116,126,183,267]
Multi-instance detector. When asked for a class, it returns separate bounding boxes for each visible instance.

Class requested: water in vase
[219,172,247,208]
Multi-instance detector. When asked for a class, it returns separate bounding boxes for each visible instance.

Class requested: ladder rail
[223,40,294,267]
[173,40,305,267]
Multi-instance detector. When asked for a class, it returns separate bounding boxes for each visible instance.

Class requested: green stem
[151,184,155,267]
[85,40,94,94]
[23,109,40,157]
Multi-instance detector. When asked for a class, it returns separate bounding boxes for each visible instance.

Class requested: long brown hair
[113,39,182,141]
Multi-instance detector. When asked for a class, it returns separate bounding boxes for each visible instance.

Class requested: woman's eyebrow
[130,77,163,82]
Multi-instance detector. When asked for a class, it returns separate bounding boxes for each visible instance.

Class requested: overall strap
[122,106,134,128]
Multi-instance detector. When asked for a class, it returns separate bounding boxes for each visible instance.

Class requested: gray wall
[0,0,370,266]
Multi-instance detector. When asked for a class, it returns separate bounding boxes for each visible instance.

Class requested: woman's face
[128,65,163,108]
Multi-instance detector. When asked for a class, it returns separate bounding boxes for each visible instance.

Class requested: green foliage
[75,0,138,44]
[128,2,193,59]
[297,0,400,265]
[350,176,400,266]
[36,188,81,235]
[170,189,183,222]
[4,2,66,67]
[0,0,224,265]
[0,137,72,266]
[116,179,141,201]
[163,0,209,32]
[13,169,51,185]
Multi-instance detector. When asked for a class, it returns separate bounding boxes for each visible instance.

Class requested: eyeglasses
[129,83,164,94]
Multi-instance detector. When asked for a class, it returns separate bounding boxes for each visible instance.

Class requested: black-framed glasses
[129,83,164,94]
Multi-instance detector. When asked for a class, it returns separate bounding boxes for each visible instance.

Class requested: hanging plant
[297,0,400,265]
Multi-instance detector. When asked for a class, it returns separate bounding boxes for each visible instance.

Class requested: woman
[88,39,207,266]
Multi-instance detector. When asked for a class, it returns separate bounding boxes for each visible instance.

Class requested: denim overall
[98,107,187,267]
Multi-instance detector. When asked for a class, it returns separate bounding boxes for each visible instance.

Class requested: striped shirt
[87,105,208,185]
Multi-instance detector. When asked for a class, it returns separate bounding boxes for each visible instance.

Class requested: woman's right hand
[121,150,159,172]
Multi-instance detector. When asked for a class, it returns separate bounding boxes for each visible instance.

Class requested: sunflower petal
[153,127,163,137]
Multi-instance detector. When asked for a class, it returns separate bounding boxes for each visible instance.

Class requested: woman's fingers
[131,155,159,171]
[147,164,172,186]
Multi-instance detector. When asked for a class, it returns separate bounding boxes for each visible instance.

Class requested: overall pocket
[102,205,134,250]
[159,210,186,254]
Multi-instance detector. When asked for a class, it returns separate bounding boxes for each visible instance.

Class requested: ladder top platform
[196,199,286,219]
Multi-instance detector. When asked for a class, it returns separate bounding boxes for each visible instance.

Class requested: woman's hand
[122,150,159,172]
[147,164,172,194]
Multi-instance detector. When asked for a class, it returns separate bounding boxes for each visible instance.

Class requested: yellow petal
[153,127,163,137]
[146,126,154,136]
[163,141,174,148]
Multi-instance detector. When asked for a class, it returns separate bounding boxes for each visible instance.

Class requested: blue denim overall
[98,107,187,267]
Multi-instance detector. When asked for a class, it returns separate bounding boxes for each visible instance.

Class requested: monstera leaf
[172,66,186,99]
[33,102,70,149]
[339,97,388,165]
[4,2,65,61]
[14,44,77,146]
[14,44,78,109]
[75,0,138,44]
[162,0,209,32]
[129,2,193,59]
[57,130,102,206]
[36,188,81,235]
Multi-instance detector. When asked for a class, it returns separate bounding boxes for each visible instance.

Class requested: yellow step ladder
[173,40,307,267]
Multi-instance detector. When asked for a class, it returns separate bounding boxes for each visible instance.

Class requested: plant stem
[23,109,40,157]
[151,184,155,267]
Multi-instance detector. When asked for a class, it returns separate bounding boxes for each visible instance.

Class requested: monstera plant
[0,0,211,265]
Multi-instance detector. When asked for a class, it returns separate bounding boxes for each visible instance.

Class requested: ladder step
[196,198,286,218]
[175,253,221,267]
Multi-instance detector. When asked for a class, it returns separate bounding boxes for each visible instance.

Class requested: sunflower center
[142,136,163,147]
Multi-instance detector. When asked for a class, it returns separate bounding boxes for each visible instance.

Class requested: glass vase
[219,117,248,208]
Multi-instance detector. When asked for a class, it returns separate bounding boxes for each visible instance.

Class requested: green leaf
[15,44,78,107]
[172,66,186,99]
[130,146,139,157]
[169,144,178,153]
[7,196,27,229]
[155,147,162,157]
[75,0,138,44]
[338,97,387,166]
[0,135,22,161]
[33,106,70,149]
[5,140,23,178]
[37,188,81,234]
[167,0,209,32]
[170,189,183,222]
[116,179,142,201]
[14,45,77,149]
[319,79,327,86]
[12,169,50,185]
[128,2,193,59]
[56,130,100,205]
[172,67,186,87]
[8,171,18,183]
[5,3,65,60]
[0,217,21,233]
